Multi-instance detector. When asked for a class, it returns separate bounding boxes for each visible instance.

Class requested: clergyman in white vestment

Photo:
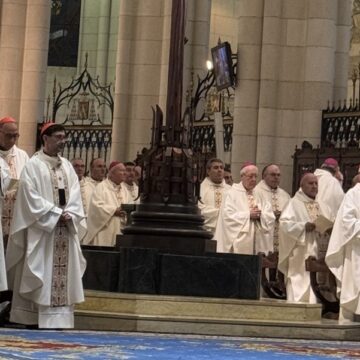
[0,117,29,239]
[214,163,275,255]
[84,161,131,247]
[71,158,88,214]
[122,161,140,204]
[326,183,360,321]
[80,158,107,212]
[279,173,327,304]
[255,164,290,253]
[198,158,231,235]
[314,157,344,223]
[0,159,11,292]
[6,123,86,329]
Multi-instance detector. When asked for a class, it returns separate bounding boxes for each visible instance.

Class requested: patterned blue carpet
[0,329,358,359]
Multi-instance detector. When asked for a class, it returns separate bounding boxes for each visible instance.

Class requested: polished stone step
[75,291,360,340]
[76,290,322,322]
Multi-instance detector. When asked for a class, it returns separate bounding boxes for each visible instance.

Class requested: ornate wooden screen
[41,55,114,172]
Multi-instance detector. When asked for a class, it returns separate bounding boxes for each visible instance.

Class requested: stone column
[232,0,264,178]
[111,0,167,161]
[0,0,27,120]
[95,0,111,84]
[94,0,111,123]
[210,0,239,48]
[184,0,212,101]
[18,1,51,155]
[256,0,305,190]
[0,0,50,155]
[333,0,352,101]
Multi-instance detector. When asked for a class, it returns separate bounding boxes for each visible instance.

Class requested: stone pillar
[94,0,111,123]
[333,0,352,101]
[107,0,120,84]
[230,0,352,190]
[232,0,264,178]
[111,0,168,161]
[0,1,27,120]
[0,0,50,155]
[184,0,212,100]
[210,0,238,47]
[256,0,305,190]
[95,0,111,84]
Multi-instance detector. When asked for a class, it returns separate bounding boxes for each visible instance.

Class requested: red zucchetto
[0,116,16,124]
[323,157,338,169]
[109,161,121,171]
[40,122,56,136]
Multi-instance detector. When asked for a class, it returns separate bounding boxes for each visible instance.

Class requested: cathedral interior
[0,0,360,353]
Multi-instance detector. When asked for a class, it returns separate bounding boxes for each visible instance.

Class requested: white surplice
[6,150,86,328]
[84,178,131,246]
[255,180,290,252]
[198,177,231,235]
[0,145,29,236]
[278,189,326,303]
[214,182,275,255]
[314,168,344,222]
[0,159,11,291]
[122,182,140,204]
[325,183,360,320]
[80,177,100,216]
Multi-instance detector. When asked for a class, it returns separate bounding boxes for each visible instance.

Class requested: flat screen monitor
[211,41,235,91]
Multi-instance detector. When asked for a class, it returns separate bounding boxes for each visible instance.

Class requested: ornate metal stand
[260,252,286,299]
[118,0,214,255]
[305,256,339,316]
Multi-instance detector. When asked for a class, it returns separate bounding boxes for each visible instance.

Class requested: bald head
[263,164,281,189]
[300,173,318,199]
[108,162,126,185]
[240,165,258,191]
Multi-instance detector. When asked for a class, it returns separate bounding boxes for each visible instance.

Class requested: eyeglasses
[50,134,68,141]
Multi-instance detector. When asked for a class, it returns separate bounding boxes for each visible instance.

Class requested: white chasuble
[255,180,290,252]
[6,150,86,328]
[123,182,140,204]
[0,159,11,291]
[80,177,101,217]
[214,182,275,255]
[198,177,231,235]
[314,169,344,222]
[0,145,29,236]
[326,183,360,320]
[84,178,131,247]
[279,189,325,303]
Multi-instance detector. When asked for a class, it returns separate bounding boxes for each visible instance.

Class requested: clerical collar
[260,180,277,192]
[207,177,224,187]
[38,149,62,168]
[108,178,122,189]
[89,177,102,184]
[297,188,317,203]
[0,146,14,158]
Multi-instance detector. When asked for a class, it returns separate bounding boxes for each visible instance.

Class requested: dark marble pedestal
[118,203,215,256]
[117,234,216,256]
[82,245,120,292]
[82,246,261,300]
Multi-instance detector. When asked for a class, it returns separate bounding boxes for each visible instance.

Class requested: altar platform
[75,290,360,341]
